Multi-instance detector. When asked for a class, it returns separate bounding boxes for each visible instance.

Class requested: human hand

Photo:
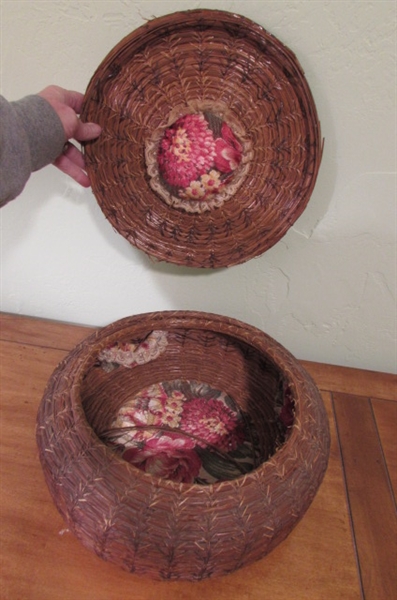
[38,85,101,187]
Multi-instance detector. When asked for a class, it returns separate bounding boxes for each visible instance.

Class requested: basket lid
[82,9,323,268]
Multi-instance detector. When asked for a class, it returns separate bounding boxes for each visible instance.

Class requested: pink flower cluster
[158,114,216,188]
[157,113,243,201]
[112,382,244,483]
[181,397,243,451]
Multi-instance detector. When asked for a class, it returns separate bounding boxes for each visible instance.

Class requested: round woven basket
[37,311,330,581]
[82,10,323,268]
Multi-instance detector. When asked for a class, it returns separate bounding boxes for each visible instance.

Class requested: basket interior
[80,327,294,484]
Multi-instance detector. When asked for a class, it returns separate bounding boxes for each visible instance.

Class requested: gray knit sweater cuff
[0,94,66,206]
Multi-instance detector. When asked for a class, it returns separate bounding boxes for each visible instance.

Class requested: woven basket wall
[82,10,323,268]
[36,311,330,581]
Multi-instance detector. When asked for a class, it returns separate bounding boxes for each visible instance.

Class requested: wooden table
[0,312,396,600]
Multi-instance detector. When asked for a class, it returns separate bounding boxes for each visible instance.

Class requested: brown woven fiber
[82,10,323,268]
[36,311,330,581]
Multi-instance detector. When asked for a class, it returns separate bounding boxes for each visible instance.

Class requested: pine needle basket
[36,311,330,581]
[81,9,323,268]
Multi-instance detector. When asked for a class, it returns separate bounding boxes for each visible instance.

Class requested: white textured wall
[1,1,396,374]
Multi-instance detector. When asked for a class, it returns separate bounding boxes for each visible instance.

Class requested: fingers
[39,85,102,142]
[62,141,86,169]
[53,142,91,187]
[39,86,85,114]
[61,89,85,114]
[38,85,102,187]
[74,119,102,143]
[52,102,102,142]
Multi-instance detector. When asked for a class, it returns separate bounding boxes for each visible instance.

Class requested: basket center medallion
[146,110,251,214]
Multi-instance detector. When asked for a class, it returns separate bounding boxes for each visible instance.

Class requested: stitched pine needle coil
[36,311,330,581]
[82,9,323,268]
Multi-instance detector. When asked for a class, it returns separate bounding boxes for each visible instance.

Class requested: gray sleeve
[0,95,66,207]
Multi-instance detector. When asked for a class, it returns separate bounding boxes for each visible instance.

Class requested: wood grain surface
[1,312,396,600]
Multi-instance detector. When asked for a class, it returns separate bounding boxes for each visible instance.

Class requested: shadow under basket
[36,311,330,581]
